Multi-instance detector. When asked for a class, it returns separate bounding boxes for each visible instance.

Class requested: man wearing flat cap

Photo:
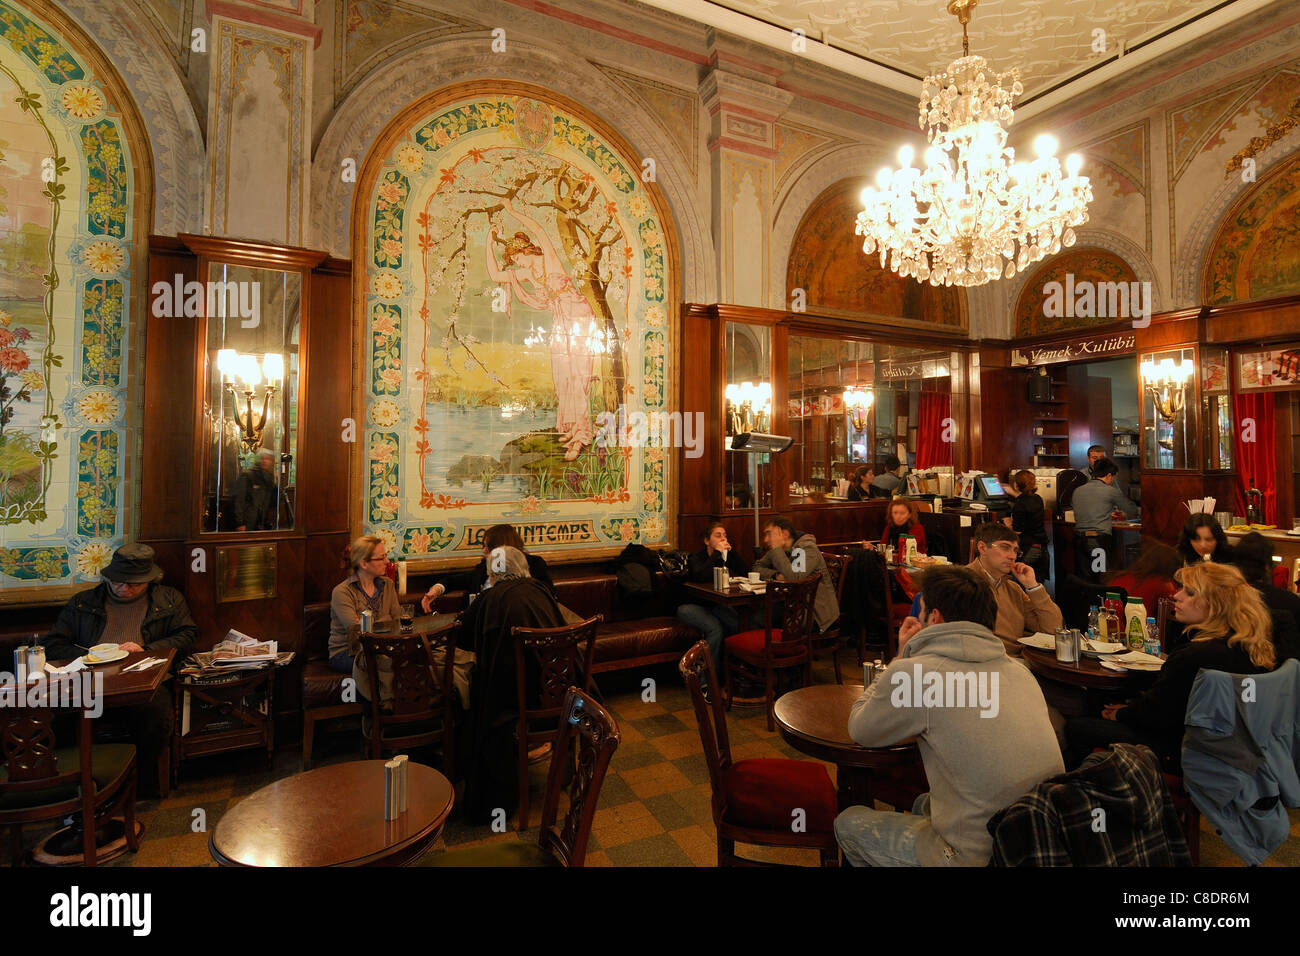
[42,543,196,797]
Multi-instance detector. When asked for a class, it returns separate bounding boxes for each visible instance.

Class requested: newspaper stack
[180,629,294,679]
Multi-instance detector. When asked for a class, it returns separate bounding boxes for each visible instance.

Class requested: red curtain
[1232,392,1275,523]
[916,392,952,469]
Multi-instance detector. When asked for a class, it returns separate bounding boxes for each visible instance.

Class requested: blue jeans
[328,649,354,674]
[834,794,930,866]
[676,603,740,670]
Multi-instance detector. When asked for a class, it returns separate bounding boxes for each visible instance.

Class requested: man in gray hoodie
[834,565,1064,866]
[752,516,838,633]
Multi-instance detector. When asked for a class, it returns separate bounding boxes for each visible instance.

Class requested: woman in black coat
[456,546,566,824]
[1008,469,1050,583]
[1065,562,1298,771]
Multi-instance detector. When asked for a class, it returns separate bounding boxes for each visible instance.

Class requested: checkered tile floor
[10,656,1299,867]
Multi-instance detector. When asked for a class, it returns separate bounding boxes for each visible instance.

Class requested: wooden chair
[810,552,851,684]
[1,705,140,866]
[679,642,838,866]
[358,623,459,778]
[420,685,619,867]
[301,602,359,771]
[512,615,600,831]
[882,564,915,662]
[1156,595,1173,650]
[1163,772,1200,865]
[723,576,820,730]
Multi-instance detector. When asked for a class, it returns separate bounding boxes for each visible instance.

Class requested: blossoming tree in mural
[413,147,632,485]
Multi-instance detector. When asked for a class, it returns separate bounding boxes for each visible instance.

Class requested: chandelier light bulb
[1033,134,1058,159]
[876,167,893,189]
[898,144,915,167]
[1065,153,1083,176]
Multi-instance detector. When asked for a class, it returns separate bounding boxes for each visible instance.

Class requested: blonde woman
[1065,562,1298,770]
[328,535,400,684]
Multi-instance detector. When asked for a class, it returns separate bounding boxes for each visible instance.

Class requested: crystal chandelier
[855,0,1092,287]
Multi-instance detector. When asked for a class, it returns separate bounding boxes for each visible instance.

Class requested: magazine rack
[171,667,275,786]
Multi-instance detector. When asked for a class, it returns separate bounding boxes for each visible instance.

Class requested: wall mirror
[723,321,772,510]
[1141,347,1196,470]
[181,235,324,536]
[201,263,301,532]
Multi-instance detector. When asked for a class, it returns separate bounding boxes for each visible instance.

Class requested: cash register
[959,473,1013,516]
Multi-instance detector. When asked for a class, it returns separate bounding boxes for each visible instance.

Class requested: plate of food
[83,644,128,665]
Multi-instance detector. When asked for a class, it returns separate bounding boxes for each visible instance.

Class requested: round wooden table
[210,760,454,866]
[1019,645,1158,710]
[773,683,924,811]
[1018,645,1137,689]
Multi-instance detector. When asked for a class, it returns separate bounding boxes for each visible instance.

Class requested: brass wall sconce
[218,349,283,452]
[844,386,874,431]
[1140,357,1191,424]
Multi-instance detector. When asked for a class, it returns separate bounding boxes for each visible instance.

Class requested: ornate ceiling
[658,0,1268,103]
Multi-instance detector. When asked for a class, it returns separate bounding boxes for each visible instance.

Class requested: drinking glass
[399,604,415,631]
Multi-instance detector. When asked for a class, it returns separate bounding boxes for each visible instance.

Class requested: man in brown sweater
[966,523,1063,654]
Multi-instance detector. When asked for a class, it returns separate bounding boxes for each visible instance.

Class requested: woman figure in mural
[486,197,596,462]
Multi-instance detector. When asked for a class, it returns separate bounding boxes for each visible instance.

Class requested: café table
[682,579,769,609]
[1018,644,1158,711]
[773,683,924,812]
[28,648,176,865]
[210,759,454,866]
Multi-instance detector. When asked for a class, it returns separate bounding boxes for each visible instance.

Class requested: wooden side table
[172,666,275,786]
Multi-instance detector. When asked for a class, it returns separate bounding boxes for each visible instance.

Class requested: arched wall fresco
[1203,152,1300,305]
[785,179,966,329]
[352,83,679,564]
[0,0,148,597]
[1014,247,1141,337]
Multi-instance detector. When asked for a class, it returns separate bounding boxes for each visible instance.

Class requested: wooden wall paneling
[1275,392,1293,527]
[978,367,1036,472]
[1205,295,1300,345]
[949,350,971,472]
[1138,474,1209,543]
[303,263,352,534]
[677,304,718,521]
[1083,375,1113,465]
[771,323,791,507]
[141,240,198,540]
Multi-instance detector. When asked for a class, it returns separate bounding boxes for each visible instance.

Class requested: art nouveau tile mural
[0,0,138,594]
[358,90,675,562]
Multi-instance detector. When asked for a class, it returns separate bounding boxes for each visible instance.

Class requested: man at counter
[1082,445,1107,480]
[870,455,904,498]
[966,523,1063,653]
[1071,458,1139,581]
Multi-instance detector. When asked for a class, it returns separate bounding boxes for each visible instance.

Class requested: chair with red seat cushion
[724,576,820,730]
[680,641,838,866]
[724,758,838,833]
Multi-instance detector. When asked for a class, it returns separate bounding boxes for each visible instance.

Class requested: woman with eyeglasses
[328,535,401,687]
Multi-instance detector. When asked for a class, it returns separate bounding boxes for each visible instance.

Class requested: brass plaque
[215,544,277,603]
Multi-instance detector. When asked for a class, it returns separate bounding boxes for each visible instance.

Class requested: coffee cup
[748,572,761,584]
